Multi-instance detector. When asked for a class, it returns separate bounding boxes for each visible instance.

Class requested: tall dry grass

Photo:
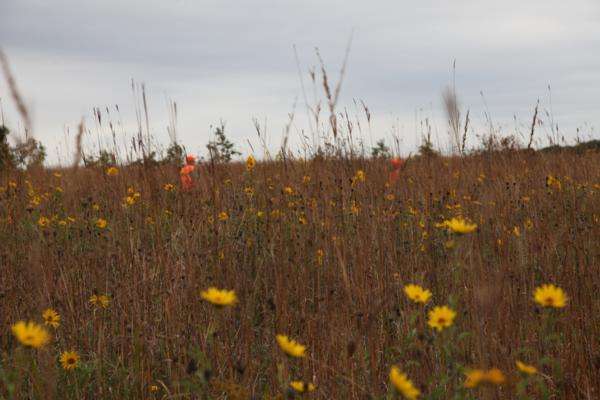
[1,148,599,399]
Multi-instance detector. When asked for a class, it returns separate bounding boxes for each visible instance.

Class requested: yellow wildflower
[276,335,306,358]
[163,183,175,191]
[427,306,456,331]
[437,217,477,234]
[246,155,256,171]
[464,369,485,388]
[59,350,80,370]
[105,167,119,176]
[11,321,50,348]
[95,218,107,229]
[534,284,567,308]
[355,169,366,182]
[546,175,562,191]
[29,195,42,206]
[283,186,294,195]
[485,368,506,385]
[389,366,420,399]
[218,211,229,221]
[200,287,237,307]
[350,201,360,215]
[38,216,51,227]
[404,284,432,304]
[42,308,60,328]
[464,368,506,388]
[89,294,111,308]
[290,381,316,393]
[316,249,324,266]
[516,361,538,375]
[270,209,281,219]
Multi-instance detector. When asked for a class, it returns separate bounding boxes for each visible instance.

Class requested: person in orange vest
[180,155,196,191]
[389,157,405,183]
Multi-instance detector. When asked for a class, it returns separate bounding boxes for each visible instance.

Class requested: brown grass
[1,149,599,399]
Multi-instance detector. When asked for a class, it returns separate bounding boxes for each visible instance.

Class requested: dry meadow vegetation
[1,49,599,400]
[1,149,599,399]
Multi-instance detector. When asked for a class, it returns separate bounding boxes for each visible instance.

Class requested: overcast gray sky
[1,0,599,164]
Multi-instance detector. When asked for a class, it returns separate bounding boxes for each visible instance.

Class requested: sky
[1,0,599,164]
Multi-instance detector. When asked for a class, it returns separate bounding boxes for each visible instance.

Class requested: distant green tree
[0,125,47,170]
[83,149,117,168]
[163,142,185,165]
[0,125,15,171]
[371,139,391,158]
[206,123,240,163]
[418,135,439,158]
[12,136,46,169]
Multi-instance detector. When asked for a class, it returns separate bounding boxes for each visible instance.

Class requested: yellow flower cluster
[123,187,141,206]
[200,287,237,307]
[11,310,82,372]
[246,155,256,171]
[290,381,315,393]
[404,284,432,304]
[89,294,111,308]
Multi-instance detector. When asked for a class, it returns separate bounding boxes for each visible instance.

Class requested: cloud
[1,0,599,163]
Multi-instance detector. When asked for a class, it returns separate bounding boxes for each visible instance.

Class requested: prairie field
[1,149,599,399]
